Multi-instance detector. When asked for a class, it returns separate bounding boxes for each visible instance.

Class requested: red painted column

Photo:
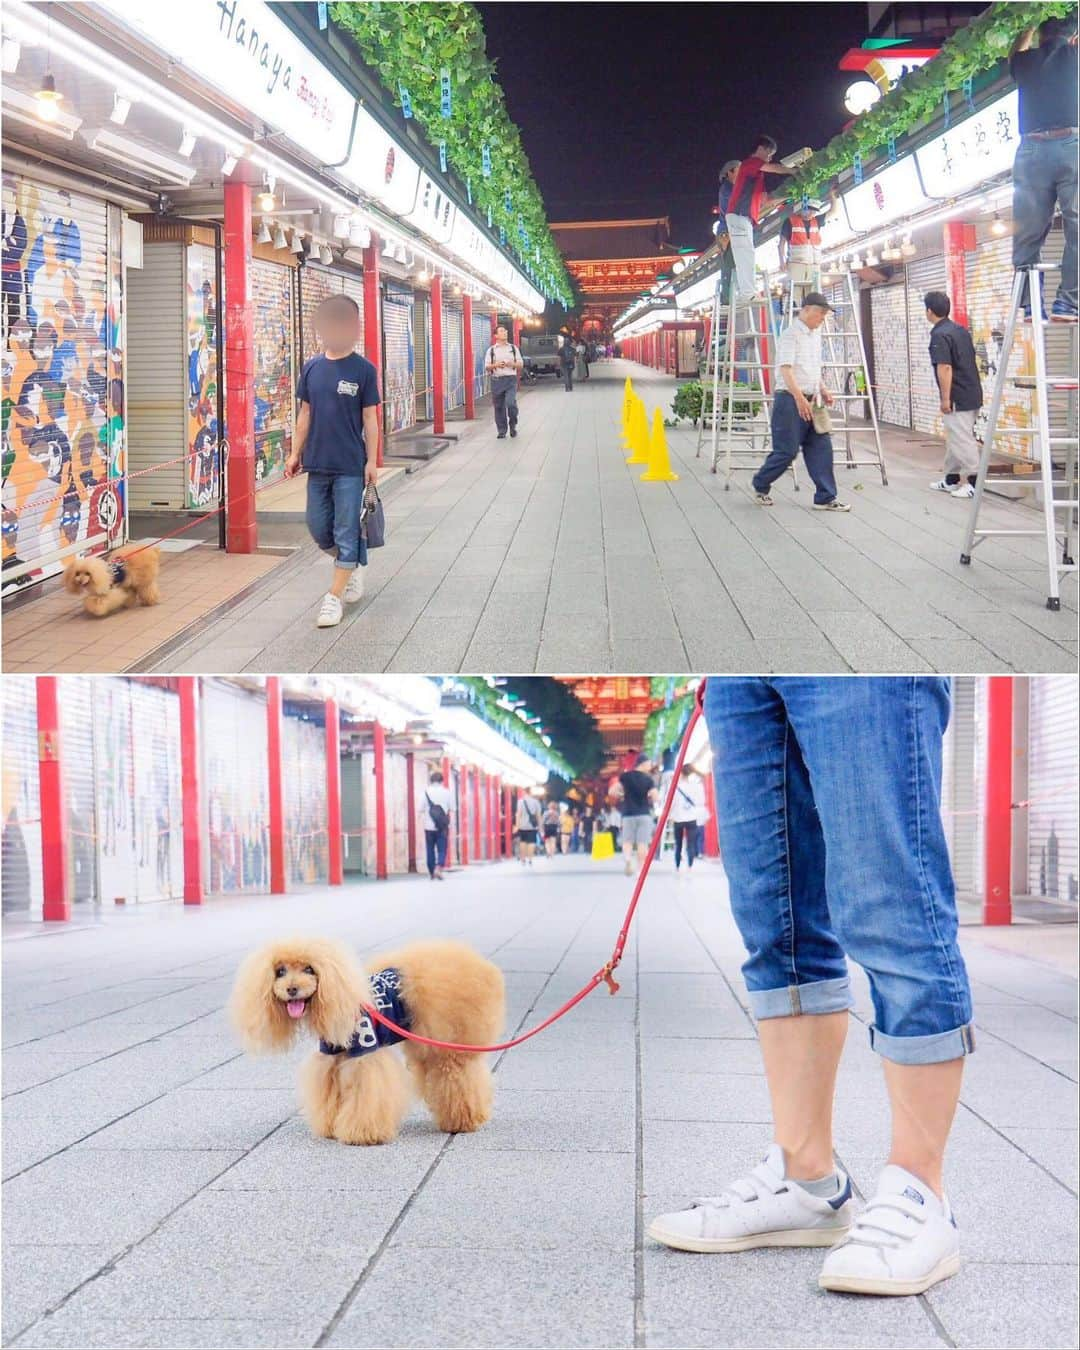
[503,785,513,856]
[224,181,257,554]
[459,765,470,866]
[442,755,455,868]
[471,768,481,861]
[362,233,384,466]
[430,275,445,436]
[462,293,476,420]
[759,303,772,394]
[325,696,343,886]
[491,776,501,859]
[512,317,522,350]
[179,677,204,905]
[702,770,720,859]
[984,676,1013,925]
[405,751,417,874]
[943,221,972,327]
[266,676,286,894]
[36,676,70,921]
[373,720,388,880]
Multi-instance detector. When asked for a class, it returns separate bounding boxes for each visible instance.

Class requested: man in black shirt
[614,755,656,876]
[924,292,983,498]
[1010,15,1078,321]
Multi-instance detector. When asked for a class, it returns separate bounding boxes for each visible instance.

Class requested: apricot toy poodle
[63,545,161,616]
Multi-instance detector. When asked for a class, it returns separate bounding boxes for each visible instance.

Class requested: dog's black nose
[286,986,298,997]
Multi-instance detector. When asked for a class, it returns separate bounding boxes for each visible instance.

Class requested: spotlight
[900,237,917,258]
[318,244,333,265]
[348,220,369,248]
[179,129,197,158]
[394,243,407,263]
[257,189,276,213]
[381,237,396,258]
[990,213,1008,237]
[272,224,287,250]
[333,213,350,238]
[109,93,131,126]
[34,74,63,122]
[221,152,239,176]
[289,230,305,255]
[864,250,879,267]
[256,218,272,244]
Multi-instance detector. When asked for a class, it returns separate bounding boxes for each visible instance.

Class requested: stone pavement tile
[326,1245,634,1349]
[997,1126,1079,1192]
[391,1148,634,1252]
[166,644,266,673]
[958,1040,1078,1129]
[974,1005,1079,1076]
[922,1261,1079,1350]
[611,639,689,671]
[811,610,931,671]
[950,610,1075,672]
[642,1118,778,1202]
[452,1087,634,1153]
[682,633,764,671]
[19,1316,317,1347]
[2,1050,106,1095]
[906,637,1015,672]
[642,1036,766,1077]
[535,629,612,671]
[79,1089,298,1150]
[495,1046,635,1093]
[642,1069,774,1124]
[384,629,474,672]
[460,638,539,673]
[2,1243,115,1344]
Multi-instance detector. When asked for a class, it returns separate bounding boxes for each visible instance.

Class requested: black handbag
[360,483,386,548]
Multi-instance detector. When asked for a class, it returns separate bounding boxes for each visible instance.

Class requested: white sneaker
[818,1165,960,1296]
[316,593,343,628]
[343,569,365,603]
[929,478,956,492]
[950,483,975,499]
[648,1144,855,1253]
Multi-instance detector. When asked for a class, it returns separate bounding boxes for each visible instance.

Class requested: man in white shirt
[483,325,524,439]
[514,789,543,866]
[751,293,851,512]
[669,766,706,874]
[421,770,453,881]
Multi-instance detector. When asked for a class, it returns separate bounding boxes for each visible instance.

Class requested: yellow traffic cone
[641,407,680,482]
[626,396,650,464]
[591,829,615,860]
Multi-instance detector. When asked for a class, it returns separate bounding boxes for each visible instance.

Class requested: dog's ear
[228,947,300,1054]
[306,940,369,1047]
[61,556,79,592]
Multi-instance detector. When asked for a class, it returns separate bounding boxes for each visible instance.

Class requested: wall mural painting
[252,259,293,487]
[2,176,124,593]
[186,243,220,508]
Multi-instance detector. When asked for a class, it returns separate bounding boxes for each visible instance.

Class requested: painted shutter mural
[1027,676,1079,904]
[870,283,910,427]
[202,679,270,893]
[185,243,221,509]
[358,749,410,874]
[284,712,328,887]
[443,302,464,411]
[415,294,431,421]
[383,282,415,433]
[299,264,365,365]
[2,676,43,919]
[472,312,490,400]
[251,258,295,487]
[2,177,125,593]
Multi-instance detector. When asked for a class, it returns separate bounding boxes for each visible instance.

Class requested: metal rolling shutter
[871,284,910,427]
[127,241,187,509]
[299,265,365,364]
[251,258,296,487]
[387,751,408,873]
[284,712,328,887]
[128,681,183,901]
[2,677,43,918]
[415,294,431,421]
[202,679,270,893]
[383,283,416,434]
[941,676,985,897]
[905,253,948,435]
[472,313,491,400]
[2,178,124,593]
[443,303,464,411]
[59,676,99,905]
[184,243,222,509]
[1027,677,1079,904]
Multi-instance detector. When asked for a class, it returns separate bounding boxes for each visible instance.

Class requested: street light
[844,80,882,116]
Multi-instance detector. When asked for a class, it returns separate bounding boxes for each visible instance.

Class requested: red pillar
[224,181,256,554]
[430,275,445,436]
[266,676,286,894]
[373,720,388,880]
[463,293,476,420]
[491,776,500,859]
[471,768,481,861]
[442,755,454,868]
[405,751,417,874]
[36,676,70,921]
[362,232,384,466]
[759,303,772,394]
[984,676,1013,925]
[459,765,470,866]
[179,677,204,905]
[503,785,513,857]
[703,770,720,859]
[325,696,343,886]
[943,221,973,327]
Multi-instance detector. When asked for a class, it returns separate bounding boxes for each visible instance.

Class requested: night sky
[476,1,871,249]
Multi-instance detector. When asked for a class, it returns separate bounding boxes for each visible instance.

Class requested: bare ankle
[779,1143,836,1182]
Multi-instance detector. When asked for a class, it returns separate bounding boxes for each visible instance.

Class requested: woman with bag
[669,765,706,875]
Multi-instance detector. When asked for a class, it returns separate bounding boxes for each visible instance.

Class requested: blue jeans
[425,828,448,877]
[673,821,697,868]
[704,677,974,1066]
[1013,134,1078,312]
[491,375,518,434]
[754,391,839,505]
[305,472,367,569]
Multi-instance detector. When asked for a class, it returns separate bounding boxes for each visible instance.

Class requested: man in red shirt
[725,136,797,305]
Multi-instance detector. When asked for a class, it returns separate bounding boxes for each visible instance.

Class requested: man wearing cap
[751,294,850,511]
[716,160,741,306]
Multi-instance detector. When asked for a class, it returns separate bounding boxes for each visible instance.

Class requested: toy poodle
[229,936,505,1145]
[63,545,161,616]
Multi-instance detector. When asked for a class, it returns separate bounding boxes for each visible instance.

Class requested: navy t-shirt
[296,352,380,476]
[1010,41,1079,135]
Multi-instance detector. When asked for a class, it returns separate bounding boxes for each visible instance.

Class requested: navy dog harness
[318,967,410,1058]
[107,559,128,587]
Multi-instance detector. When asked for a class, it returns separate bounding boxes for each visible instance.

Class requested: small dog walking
[229,936,504,1145]
[62,545,161,617]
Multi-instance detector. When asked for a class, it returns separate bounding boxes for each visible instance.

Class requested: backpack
[426,793,449,832]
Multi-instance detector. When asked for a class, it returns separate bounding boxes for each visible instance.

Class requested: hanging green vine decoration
[328,1,572,305]
[789,0,1077,195]
[643,678,697,762]
[442,677,577,778]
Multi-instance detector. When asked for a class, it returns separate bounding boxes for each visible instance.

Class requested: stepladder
[960,264,1078,612]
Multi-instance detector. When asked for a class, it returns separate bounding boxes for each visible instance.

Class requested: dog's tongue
[286,1000,307,1019]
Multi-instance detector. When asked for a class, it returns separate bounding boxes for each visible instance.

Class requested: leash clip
[600,961,621,996]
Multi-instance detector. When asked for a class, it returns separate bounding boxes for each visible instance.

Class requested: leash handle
[360,684,707,1055]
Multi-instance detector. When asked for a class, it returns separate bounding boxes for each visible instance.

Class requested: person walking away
[670,765,705,876]
[286,295,379,629]
[924,292,984,499]
[515,788,543,865]
[484,324,524,438]
[542,801,561,857]
[575,340,589,381]
[650,676,974,1299]
[752,293,850,511]
[725,136,796,307]
[779,189,839,304]
[557,332,575,391]
[560,804,574,854]
[1010,14,1078,322]
[422,770,453,881]
[613,755,657,876]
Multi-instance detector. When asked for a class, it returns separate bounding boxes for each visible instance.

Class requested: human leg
[1052,136,1078,313]
[1012,139,1059,308]
[424,829,438,879]
[327,473,365,599]
[942,410,980,486]
[492,383,508,435]
[800,422,841,505]
[436,828,449,871]
[673,821,685,868]
[726,214,757,302]
[504,379,519,430]
[753,391,800,495]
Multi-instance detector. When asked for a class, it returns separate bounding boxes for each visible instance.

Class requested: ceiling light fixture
[221,152,238,176]
[34,73,63,122]
[990,213,1008,237]
[179,129,197,158]
[109,93,131,126]
[272,224,287,250]
[289,230,304,255]
[256,219,272,245]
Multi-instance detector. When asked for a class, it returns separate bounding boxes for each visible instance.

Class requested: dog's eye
[274,965,286,979]
[303,966,315,976]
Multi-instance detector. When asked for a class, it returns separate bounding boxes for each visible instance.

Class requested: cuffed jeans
[1013,133,1078,312]
[425,828,448,877]
[491,375,518,435]
[754,391,839,504]
[704,677,975,1066]
[305,471,367,569]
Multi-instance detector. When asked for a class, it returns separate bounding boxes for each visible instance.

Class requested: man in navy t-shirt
[286,294,380,628]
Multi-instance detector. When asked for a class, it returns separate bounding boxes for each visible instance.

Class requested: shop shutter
[443,303,464,411]
[251,258,297,487]
[472,313,491,400]
[59,675,99,905]
[284,711,328,887]
[941,676,985,897]
[871,284,910,427]
[2,177,124,593]
[299,264,365,366]
[127,241,187,509]
[202,679,270,893]
[184,243,222,509]
[383,282,416,433]
[1027,676,1079,904]
[904,254,948,434]
[387,750,409,873]
[2,677,43,918]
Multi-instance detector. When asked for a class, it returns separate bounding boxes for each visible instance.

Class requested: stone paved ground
[146,359,1076,676]
[3,857,1076,1349]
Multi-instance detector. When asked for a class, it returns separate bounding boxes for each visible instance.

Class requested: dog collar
[318,966,410,1058]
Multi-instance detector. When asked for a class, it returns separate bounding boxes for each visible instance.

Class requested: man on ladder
[778,189,839,313]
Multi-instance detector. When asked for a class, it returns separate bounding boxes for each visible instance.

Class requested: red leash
[360,682,707,1054]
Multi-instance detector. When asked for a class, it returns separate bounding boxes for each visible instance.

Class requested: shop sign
[916,91,1019,199]
[841,155,926,233]
[95,0,357,163]
[404,173,456,244]
[342,105,421,217]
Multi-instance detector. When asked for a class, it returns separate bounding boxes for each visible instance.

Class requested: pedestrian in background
[515,788,543,866]
[1009,13,1078,322]
[613,754,657,876]
[924,291,983,499]
[560,804,574,855]
[542,801,561,857]
[421,769,453,882]
[557,332,575,391]
[575,340,589,382]
[483,324,524,439]
[670,765,705,876]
